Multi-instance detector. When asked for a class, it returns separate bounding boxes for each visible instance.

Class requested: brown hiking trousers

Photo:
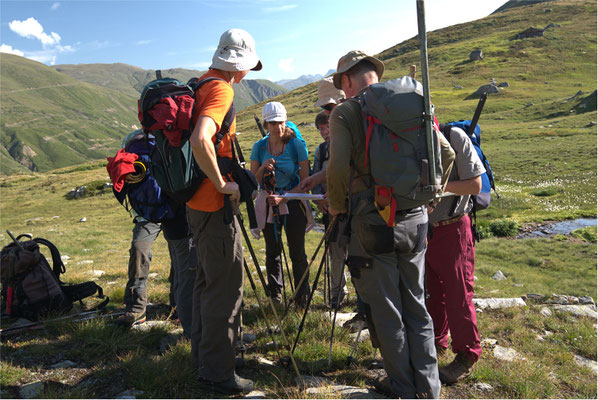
[187,207,244,382]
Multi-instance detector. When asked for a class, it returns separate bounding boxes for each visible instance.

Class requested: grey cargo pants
[348,206,440,399]
[124,220,161,314]
[187,207,244,382]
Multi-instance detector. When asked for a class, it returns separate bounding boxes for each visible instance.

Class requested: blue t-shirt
[250,136,308,191]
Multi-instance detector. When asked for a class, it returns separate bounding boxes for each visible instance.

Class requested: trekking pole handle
[254,114,267,138]
[467,92,488,136]
[6,230,25,251]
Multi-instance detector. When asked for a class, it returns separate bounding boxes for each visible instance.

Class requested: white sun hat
[210,28,262,72]
[262,102,287,122]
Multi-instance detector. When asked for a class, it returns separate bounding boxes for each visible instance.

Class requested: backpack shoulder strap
[188,77,236,149]
[33,238,65,279]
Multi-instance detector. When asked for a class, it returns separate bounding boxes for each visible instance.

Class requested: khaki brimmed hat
[332,50,384,89]
[262,102,287,122]
[314,77,346,108]
[210,29,262,72]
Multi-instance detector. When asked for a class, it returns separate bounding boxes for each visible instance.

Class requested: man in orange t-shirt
[186,28,261,395]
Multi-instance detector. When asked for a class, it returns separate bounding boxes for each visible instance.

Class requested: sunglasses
[321,104,334,111]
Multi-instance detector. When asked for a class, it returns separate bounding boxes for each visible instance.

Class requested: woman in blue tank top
[250,102,311,306]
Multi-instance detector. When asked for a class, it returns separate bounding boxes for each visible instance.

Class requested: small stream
[517,218,597,239]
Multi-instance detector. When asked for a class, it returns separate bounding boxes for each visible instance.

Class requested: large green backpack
[357,76,454,219]
[137,72,234,202]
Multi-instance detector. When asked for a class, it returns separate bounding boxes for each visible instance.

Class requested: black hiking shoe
[343,312,366,333]
[199,373,254,395]
[115,311,146,328]
[372,376,396,397]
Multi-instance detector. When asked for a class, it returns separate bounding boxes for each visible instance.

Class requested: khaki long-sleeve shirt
[326,95,372,212]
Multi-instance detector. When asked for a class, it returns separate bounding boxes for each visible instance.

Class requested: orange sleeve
[193,80,234,133]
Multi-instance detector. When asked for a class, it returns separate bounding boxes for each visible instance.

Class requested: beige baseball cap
[314,76,346,108]
[332,50,384,89]
[210,29,262,72]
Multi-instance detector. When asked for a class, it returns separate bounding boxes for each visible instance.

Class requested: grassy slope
[0,55,139,172]
[52,63,288,114]
[235,0,597,224]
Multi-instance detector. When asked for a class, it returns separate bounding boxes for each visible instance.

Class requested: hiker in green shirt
[326,50,440,399]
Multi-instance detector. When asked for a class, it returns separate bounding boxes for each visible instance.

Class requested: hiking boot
[439,352,475,385]
[199,373,254,395]
[270,292,282,304]
[115,310,146,328]
[343,312,366,333]
[372,375,395,397]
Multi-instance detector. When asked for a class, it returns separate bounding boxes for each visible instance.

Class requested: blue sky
[1,0,507,82]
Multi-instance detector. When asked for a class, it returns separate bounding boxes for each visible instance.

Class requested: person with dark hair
[186,28,261,395]
[326,50,440,398]
[250,101,312,306]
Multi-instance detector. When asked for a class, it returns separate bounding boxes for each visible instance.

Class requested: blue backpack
[112,132,175,223]
[441,121,497,211]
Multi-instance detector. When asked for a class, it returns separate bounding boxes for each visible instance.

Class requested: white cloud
[263,4,297,13]
[135,40,151,45]
[0,44,25,57]
[9,17,61,47]
[278,57,294,73]
[51,2,61,10]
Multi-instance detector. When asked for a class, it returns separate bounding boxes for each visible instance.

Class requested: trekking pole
[240,258,287,361]
[416,0,439,190]
[235,213,303,382]
[279,216,295,293]
[281,215,339,318]
[273,211,294,304]
[254,114,267,138]
[290,237,331,356]
[327,258,348,367]
[346,323,365,366]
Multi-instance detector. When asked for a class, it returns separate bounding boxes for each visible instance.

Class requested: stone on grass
[257,357,275,366]
[327,312,357,327]
[474,382,494,393]
[245,390,267,399]
[19,381,44,399]
[526,293,545,303]
[579,296,595,305]
[573,355,597,374]
[148,272,159,279]
[540,307,552,317]
[473,297,526,310]
[50,360,76,369]
[552,304,597,319]
[481,338,498,347]
[475,84,499,96]
[492,270,507,280]
[306,385,376,399]
[493,345,526,362]
[131,320,171,332]
[79,217,87,222]
[550,294,578,305]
